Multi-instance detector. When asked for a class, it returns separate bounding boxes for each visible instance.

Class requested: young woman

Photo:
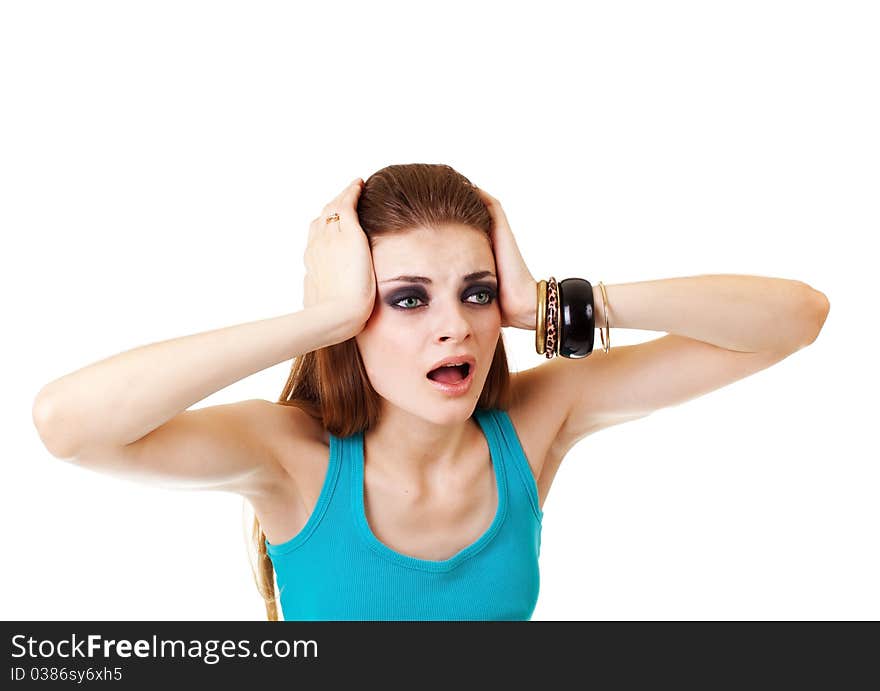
[31,163,830,621]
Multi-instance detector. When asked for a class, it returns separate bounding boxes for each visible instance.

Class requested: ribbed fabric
[264,407,544,621]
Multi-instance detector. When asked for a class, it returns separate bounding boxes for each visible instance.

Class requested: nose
[433,299,473,343]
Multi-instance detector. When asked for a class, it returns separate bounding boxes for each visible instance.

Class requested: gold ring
[325,212,340,224]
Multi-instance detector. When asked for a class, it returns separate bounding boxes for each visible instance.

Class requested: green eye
[400,296,422,309]
[470,290,492,305]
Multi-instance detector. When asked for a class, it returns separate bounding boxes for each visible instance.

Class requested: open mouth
[426,362,471,384]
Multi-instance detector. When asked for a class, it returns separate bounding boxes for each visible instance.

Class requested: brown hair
[246,163,514,620]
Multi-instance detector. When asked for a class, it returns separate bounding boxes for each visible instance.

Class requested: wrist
[593,284,606,328]
[521,302,537,331]
[308,302,370,344]
[510,281,538,330]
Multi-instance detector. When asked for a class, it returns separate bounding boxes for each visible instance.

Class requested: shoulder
[503,367,572,483]
[246,400,333,516]
[251,400,331,489]
[261,400,329,446]
[242,401,335,542]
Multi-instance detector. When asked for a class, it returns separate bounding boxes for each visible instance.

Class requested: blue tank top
[264,407,544,620]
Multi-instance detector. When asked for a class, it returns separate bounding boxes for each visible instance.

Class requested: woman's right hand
[303,178,377,330]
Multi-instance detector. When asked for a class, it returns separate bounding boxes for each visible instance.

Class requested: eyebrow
[379,271,497,285]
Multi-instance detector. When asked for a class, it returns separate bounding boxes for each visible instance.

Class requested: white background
[2,1,876,620]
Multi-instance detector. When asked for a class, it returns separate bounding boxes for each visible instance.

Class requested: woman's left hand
[474,186,538,330]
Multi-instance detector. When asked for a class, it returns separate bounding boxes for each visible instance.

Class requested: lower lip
[426,365,475,396]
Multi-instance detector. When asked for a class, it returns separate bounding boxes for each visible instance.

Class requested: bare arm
[31,178,374,496]
[32,303,362,459]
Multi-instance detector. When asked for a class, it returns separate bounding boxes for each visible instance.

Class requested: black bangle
[558,278,595,358]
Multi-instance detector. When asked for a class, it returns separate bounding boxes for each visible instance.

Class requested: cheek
[356,313,414,374]
[357,309,397,348]
[476,311,502,340]
[476,321,502,366]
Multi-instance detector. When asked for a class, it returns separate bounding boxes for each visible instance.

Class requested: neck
[363,403,478,484]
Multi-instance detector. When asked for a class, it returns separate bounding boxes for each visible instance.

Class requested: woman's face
[355,224,501,425]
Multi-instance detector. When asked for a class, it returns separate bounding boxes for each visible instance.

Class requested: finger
[322,178,363,218]
[341,178,364,205]
[335,178,363,202]
[324,215,343,233]
[331,186,366,232]
[474,185,496,205]
[308,215,324,239]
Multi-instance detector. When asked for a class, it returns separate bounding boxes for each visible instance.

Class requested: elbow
[32,389,79,460]
[800,285,830,347]
[774,284,829,352]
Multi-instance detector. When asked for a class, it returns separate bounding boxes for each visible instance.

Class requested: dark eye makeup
[386,285,498,311]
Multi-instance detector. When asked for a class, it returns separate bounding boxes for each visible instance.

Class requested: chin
[382,393,470,425]
[420,399,478,424]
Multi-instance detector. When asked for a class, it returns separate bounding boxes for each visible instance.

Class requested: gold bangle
[598,281,611,353]
[535,280,547,355]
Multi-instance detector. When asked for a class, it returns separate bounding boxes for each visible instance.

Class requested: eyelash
[390,288,497,311]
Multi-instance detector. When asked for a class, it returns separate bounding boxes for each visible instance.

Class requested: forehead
[372,225,493,278]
